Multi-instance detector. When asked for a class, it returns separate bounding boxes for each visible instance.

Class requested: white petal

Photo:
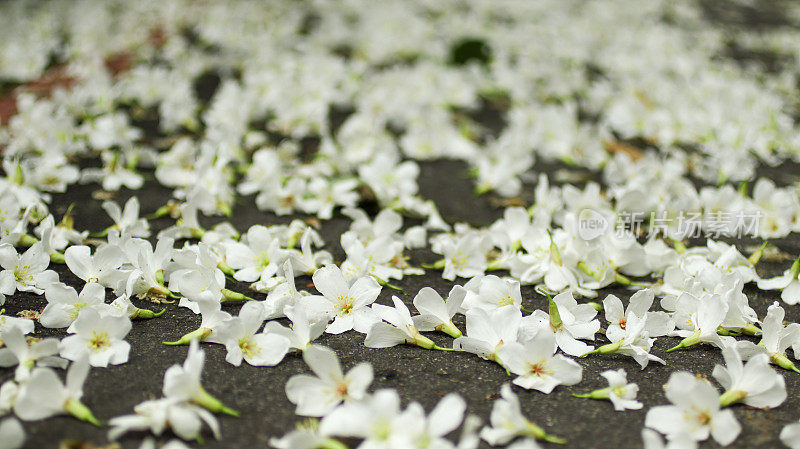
[364,323,407,348]
[303,345,343,382]
[710,409,741,446]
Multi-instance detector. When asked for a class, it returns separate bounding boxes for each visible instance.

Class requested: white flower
[285,344,372,417]
[497,331,582,394]
[108,397,220,442]
[342,207,403,245]
[40,282,109,329]
[0,242,57,295]
[437,232,491,281]
[269,423,332,449]
[340,234,403,282]
[461,275,522,312]
[35,214,86,254]
[668,292,732,352]
[603,289,673,340]
[358,153,419,205]
[489,207,535,249]
[163,299,232,346]
[260,260,304,318]
[645,371,740,446]
[453,305,521,362]
[507,228,568,288]
[0,418,24,449]
[365,296,438,349]
[526,291,600,357]
[223,225,284,282]
[0,315,33,335]
[288,229,333,276]
[170,265,224,307]
[480,384,565,446]
[124,237,175,298]
[102,196,150,238]
[574,369,642,411]
[108,294,163,320]
[713,346,786,408]
[215,301,290,367]
[305,178,359,219]
[736,302,800,373]
[263,304,326,352]
[718,277,759,334]
[307,265,381,334]
[583,312,665,369]
[163,340,238,416]
[319,388,406,443]
[411,285,465,338]
[14,356,100,425]
[139,438,194,449]
[0,380,17,415]
[0,325,66,381]
[641,429,696,449]
[63,244,125,286]
[404,394,467,449]
[80,150,143,191]
[757,256,800,305]
[58,308,131,367]
[782,422,800,449]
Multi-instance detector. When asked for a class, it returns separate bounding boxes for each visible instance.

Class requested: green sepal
[64,398,101,426]
[163,327,212,345]
[194,387,239,417]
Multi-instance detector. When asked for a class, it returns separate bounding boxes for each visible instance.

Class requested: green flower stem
[217,261,236,277]
[90,227,110,239]
[49,252,66,264]
[790,256,800,279]
[146,204,173,220]
[717,327,741,337]
[149,283,172,297]
[474,183,492,195]
[614,271,633,286]
[666,330,700,352]
[131,307,166,319]
[194,387,239,417]
[17,234,38,247]
[576,261,598,280]
[740,323,762,336]
[221,289,255,302]
[167,290,182,300]
[581,340,623,357]
[524,422,566,444]
[373,275,403,291]
[547,230,562,266]
[59,203,76,229]
[719,390,747,407]
[548,293,562,331]
[573,387,611,400]
[671,238,687,254]
[163,327,212,345]
[436,321,462,338]
[748,241,768,266]
[433,345,454,351]
[486,260,503,271]
[411,331,436,350]
[421,259,446,270]
[286,234,300,249]
[770,353,800,374]
[64,398,101,426]
[319,438,349,449]
[587,301,603,312]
